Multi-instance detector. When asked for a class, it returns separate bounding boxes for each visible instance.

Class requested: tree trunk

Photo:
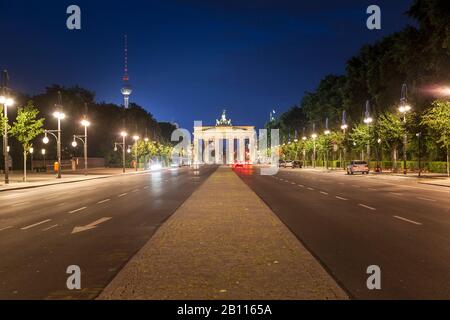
[447,144,449,177]
[393,146,397,173]
[23,150,27,182]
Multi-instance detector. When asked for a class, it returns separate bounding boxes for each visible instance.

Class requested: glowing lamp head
[53,111,65,120]
[41,149,46,155]
[133,135,140,141]
[29,147,34,154]
[302,136,307,141]
[311,133,318,139]
[144,137,149,142]
[324,130,331,135]
[72,141,77,147]
[43,136,49,144]
[0,96,4,104]
[127,148,131,154]
[341,124,348,130]
[81,119,90,127]
[363,117,373,124]
[120,131,127,137]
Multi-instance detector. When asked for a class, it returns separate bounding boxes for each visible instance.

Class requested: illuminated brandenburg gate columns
[193,110,256,165]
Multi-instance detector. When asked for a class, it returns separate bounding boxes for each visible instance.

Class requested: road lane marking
[320,191,329,195]
[21,219,52,230]
[132,189,140,193]
[68,207,87,214]
[118,193,128,197]
[335,196,348,201]
[97,199,111,204]
[0,226,13,231]
[307,187,315,191]
[393,215,422,225]
[417,197,436,202]
[368,188,377,191]
[298,184,304,188]
[291,182,296,185]
[390,192,402,196]
[358,204,376,211]
[42,224,58,231]
[11,201,30,207]
[71,217,112,234]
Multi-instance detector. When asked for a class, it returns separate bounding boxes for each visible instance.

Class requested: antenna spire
[123,35,129,82]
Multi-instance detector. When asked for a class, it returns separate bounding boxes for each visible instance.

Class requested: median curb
[98,167,348,300]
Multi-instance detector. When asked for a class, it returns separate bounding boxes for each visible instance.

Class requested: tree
[349,124,371,159]
[421,100,450,176]
[375,111,404,169]
[10,101,45,181]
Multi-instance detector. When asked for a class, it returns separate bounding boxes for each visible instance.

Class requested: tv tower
[121,35,132,109]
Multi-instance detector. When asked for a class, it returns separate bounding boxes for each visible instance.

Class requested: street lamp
[29,147,34,173]
[41,148,47,171]
[416,132,422,177]
[0,73,15,184]
[363,101,373,167]
[72,118,90,175]
[311,123,317,169]
[115,131,128,173]
[341,110,348,169]
[133,135,140,171]
[399,83,411,175]
[43,108,65,179]
[324,118,331,169]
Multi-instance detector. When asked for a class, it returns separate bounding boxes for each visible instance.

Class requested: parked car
[284,160,294,168]
[279,160,286,168]
[347,160,369,175]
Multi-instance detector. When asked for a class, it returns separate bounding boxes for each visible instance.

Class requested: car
[284,160,294,168]
[347,160,369,175]
[278,160,286,168]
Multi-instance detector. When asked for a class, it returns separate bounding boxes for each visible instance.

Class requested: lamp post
[341,111,348,170]
[302,127,307,168]
[133,135,140,171]
[1,70,14,184]
[41,149,46,171]
[43,108,65,179]
[72,118,90,175]
[29,147,34,173]
[416,132,422,177]
[324,118,331,169]
[114,131,128,173]
[311,124,317,169]
[399,83,411,175]
[363,101,373,169]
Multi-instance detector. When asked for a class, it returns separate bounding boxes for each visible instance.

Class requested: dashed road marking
[42,224,58,231]
[393,215,422,225]
[417,197,436,202]
[132,189,140,193]
[320,191,329,195]
[307,187,315,191]
[358,204,376,211]
[118,193,128,197]
[390,192,402,196]
[0,226,13,232]
[69,207,87,214]
[97,199,111,204]
[21,219,52,230]
[298,184,304,188]
[335,196,348,201]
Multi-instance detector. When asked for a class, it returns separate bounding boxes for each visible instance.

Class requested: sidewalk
[0,168,148,192]
[98,167,348,300]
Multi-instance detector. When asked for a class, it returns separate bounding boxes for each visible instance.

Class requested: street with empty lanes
[0,166,217,299]
[235,167,450,299]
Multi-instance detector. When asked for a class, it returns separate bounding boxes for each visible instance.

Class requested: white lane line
[57,202,67,207]
[335,196,348,201]
[11,201,30,207]
[97,199,111,204]
[21,219,52,230]
[320,191,329,195]
[42,224,58,231]
[417,197,436,202]
[393,215,422,225]
[298,184,304,188]
[0,226,13,232]
[368,188,377,191]
[307,187,315,191]
[291,182,296,185]
[68,207,87,214]
[132,189,140,193]
[390,192,402,196]
[118,193,128,197]
[358,204,377,211]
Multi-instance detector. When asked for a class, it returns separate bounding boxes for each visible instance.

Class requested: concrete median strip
[98,167,348,300]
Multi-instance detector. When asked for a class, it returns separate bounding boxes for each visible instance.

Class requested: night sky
[1,0,414,130]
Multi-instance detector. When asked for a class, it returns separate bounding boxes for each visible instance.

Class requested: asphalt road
[0,165,217,299]
[235,167,450,299]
